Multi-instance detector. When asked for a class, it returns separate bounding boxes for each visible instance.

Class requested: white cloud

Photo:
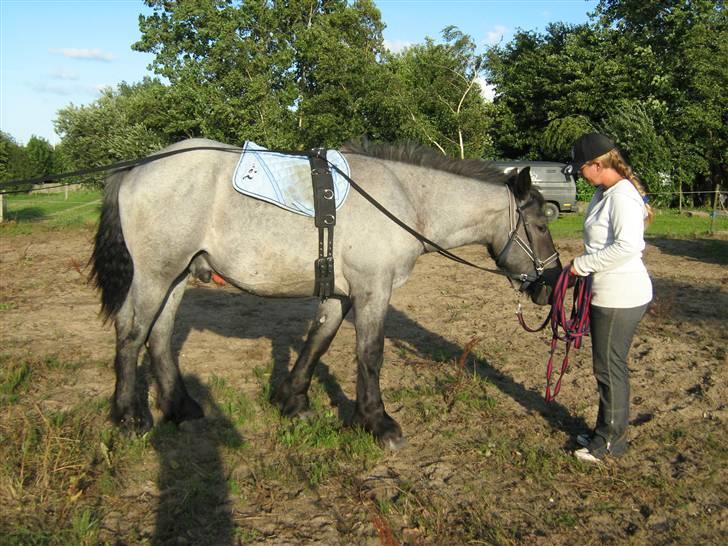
[50,68,79,81]
[29,81,103,97]
[49,48,115,62]
[29,82,74,96]
[475,76,496,102]
[383,39,413,54]
[485,25,509,46]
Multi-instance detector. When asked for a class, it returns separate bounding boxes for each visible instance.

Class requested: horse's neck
[401,168,509,250]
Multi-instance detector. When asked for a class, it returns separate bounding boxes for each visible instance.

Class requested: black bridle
[494,187,560,292]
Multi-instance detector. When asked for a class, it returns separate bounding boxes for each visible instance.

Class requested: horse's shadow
[170,286,585,435]
[147,286,590,544]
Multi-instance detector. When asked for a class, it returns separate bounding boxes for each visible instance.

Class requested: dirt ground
[1,227,726,545]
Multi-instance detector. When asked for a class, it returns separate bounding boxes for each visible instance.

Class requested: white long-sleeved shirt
[573,179,652,308]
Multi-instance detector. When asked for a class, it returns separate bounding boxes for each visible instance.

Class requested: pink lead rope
[517,268,593,401]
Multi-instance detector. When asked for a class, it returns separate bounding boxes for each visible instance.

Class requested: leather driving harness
[309,155,560,300]
[309,149,337,299]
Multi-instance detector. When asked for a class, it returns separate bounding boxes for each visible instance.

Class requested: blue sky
[0,0,597,145]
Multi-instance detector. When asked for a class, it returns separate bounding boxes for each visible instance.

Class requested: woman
[567,133,653,463]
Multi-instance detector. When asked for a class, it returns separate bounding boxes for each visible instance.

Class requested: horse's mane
[341,139,509,184]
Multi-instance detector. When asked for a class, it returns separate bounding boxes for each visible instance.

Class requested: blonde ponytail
[596,149,654,224]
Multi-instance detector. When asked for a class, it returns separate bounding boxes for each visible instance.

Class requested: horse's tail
[89,170,134,322]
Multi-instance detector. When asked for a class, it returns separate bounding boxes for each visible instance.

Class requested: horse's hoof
[294,410,316,421]
[113,413,153,435]
[271,384,310,418]
[352,410,404,449]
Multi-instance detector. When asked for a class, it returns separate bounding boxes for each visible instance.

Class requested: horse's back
[114,140,423,297]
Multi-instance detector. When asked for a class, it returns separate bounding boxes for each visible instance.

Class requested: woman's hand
[564,261,580,287]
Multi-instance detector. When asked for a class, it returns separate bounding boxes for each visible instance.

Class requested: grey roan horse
[91,138,561,449]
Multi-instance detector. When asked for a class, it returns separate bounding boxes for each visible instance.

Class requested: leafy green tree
[594,0,728,202]
[387,27,496,159]
[0,133,11,181]
[25,136,55,178]
[133,0,393,149]
[54,83,166,185]
[598,100,674,206]
[542,115,594,159]
[485,23,641,159]
[486,0,726,203]
[0,132,33,189]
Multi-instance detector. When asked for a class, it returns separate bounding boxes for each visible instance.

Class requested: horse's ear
[511,166,532,201]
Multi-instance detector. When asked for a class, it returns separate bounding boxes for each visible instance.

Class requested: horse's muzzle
[528,264,561,306]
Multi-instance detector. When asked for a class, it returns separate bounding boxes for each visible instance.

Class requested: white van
[488,161,577,222]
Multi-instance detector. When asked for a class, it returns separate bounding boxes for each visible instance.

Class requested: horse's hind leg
[147,273,204,424]
[112,277,174,432]
[272,297,352,417]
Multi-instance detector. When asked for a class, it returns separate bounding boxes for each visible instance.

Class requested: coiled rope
[517,268,593,401]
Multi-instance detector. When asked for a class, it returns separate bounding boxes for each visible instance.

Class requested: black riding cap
[569,133,616,171]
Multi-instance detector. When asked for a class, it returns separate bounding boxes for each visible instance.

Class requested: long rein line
[0,145,247,194]
[0,145,521,281]
[325,161,520,279]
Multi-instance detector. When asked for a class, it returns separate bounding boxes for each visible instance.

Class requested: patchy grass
[0,189,101,235]
[0,346,725,545]
[550,207,728,239]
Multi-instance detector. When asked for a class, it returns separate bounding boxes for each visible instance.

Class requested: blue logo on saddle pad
[232,141,351,216]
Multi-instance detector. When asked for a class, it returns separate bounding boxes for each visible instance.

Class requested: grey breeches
[588,303,649,457]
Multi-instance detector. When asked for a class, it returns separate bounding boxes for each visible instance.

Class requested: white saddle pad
[232,141,351,216]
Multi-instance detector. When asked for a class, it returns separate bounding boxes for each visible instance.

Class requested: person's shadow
[146,371,244,545]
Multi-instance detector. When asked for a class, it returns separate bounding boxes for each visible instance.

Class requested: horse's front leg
[272,296,352,417]
[350,284,404,450]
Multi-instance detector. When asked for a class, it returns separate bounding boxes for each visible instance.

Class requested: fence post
[710,183,721,235]
[678,181,683,214]
[0,193,5,223]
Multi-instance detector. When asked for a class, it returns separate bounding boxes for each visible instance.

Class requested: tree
[387,27,496,159]
[0,132,33,190]
[599,100,674,207]
[484,1,726,202]
[133,0,393,148]
[485,23,639,160]
[25,136,55,178]
[54,82,166,185]
[594,0,728,202]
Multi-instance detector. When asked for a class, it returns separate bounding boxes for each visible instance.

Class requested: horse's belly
[235,276,314,298]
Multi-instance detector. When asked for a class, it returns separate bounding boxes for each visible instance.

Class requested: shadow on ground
[170,288,589,439]
[145,372,243,545]
[648,237,728,266]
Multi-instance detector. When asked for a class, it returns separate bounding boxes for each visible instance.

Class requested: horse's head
[489,167,562,305]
